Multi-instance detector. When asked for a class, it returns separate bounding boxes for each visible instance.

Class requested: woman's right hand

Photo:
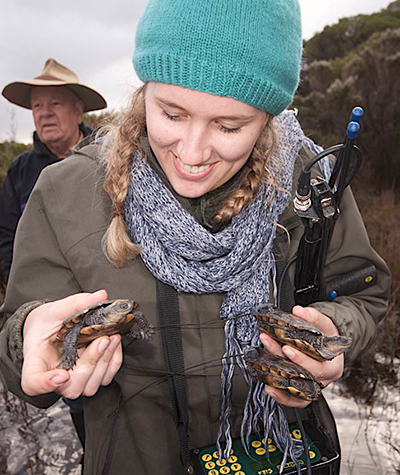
[21,290,123,399]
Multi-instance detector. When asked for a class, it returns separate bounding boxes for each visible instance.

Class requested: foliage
[82,111,114,133]
[0,142,31,189]
[295,27,400,192]
[304,0,400,62]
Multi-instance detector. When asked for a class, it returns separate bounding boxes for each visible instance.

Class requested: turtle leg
[57,326,82,370]
[128,314,155,341]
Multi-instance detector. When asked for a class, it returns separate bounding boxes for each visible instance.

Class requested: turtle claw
[57,349,79,370]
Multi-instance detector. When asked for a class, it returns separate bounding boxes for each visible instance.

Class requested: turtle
[244,347,323,401]
[254,307,352,361]
[56,299,154,370]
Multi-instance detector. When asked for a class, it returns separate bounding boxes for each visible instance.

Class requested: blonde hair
[101,86,279,267]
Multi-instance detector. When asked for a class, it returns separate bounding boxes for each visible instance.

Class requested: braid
[100,85,147,267]
[214,116,277,224]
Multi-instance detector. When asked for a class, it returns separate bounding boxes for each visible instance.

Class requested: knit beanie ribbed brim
[133,0,302,117]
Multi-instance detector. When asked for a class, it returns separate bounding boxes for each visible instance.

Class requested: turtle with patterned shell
[56,299,154,370]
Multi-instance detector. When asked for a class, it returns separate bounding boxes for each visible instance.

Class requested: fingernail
[52,375,68,385]
[265,386,276,398]
[283,346,295,359]
[98,338,110,353]
[261,339,269,349]
[93,289,106,298]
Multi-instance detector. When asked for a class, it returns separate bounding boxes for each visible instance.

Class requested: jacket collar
[32,123,92,159]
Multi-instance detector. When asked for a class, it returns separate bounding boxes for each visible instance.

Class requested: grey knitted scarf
[125,111,306,469]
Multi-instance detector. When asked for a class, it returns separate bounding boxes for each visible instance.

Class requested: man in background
[0,58,107,281]
[0,58,107,464]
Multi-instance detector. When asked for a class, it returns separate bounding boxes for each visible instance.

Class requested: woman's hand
[259,305,344,408]
[21,290,123,399]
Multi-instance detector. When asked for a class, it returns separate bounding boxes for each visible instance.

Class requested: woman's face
[145,82,267,198]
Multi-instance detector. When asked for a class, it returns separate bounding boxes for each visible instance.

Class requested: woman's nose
[176,125,212,164]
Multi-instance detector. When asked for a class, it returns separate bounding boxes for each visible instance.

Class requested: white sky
[0,0,393,143]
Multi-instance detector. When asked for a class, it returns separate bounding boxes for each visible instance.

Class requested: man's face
[30,86,84,148]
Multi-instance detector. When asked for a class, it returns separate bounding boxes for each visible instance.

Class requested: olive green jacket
[0,142,391,474]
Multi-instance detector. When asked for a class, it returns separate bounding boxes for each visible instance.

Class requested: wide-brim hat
[2,58,107,112]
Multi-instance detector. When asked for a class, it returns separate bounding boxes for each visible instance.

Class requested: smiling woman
[0,1,390,475]
[145,83,268,198]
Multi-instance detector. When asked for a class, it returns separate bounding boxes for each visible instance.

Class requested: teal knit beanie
[133,0,302,117]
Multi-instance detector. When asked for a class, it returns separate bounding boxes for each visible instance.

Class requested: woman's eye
[161,110,181,121]
[218,124,241,134]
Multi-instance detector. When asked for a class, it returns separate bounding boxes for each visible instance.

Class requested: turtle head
[105,299,135,321]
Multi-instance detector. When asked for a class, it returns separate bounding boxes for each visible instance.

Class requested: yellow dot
[268,445,277,452]
[213,451,220,459]
[228,456,238,463]
[292,429,302,439]
[220,467,231,474]
[365,276,373,283]
[205,462,216,469]
[309,451,316,459]
[252,440,262,448]
[209,471,219,475]
[255,447,266,456]
[237,472,246,475]
[231,463,242,471]
[202,454,212,462]
[216,459,227,466]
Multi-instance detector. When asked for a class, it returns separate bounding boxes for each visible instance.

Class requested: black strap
[156,280,195,475]
[274,237,296,311]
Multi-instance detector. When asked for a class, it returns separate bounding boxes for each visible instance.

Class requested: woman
[0,0,390,474]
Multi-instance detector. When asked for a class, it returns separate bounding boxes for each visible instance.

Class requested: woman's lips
[172,152,215,179]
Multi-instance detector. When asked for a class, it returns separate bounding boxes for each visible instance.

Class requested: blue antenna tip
[351,107,364,123]
[329,290,338,301]
[347,121,360,139]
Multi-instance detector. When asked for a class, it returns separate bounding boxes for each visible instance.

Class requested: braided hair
[101,86,278,267]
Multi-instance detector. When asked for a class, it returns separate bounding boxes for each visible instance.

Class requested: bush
[295,27,400,192]
[0,142,32,189]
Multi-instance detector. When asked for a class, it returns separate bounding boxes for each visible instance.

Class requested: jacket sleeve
[281,184,391,363]
[0,301,60,408]
[0,167,82,407]
[0,168,22,281]
[309,186,391,362]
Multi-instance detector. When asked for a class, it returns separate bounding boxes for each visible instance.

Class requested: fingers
[84,335,123,396]
[259,332,283,356]
[265,386,311,409]
[21,289,110,397]
[22,367,70,396]
[23,289,109,343]
[57,335,122,399]
[292,305,338,337]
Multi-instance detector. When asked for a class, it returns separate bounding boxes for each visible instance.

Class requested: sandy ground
[325,385,400,475]
[1,382,399,474]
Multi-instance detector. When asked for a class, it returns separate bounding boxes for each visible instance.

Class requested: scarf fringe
[218,320,304,473]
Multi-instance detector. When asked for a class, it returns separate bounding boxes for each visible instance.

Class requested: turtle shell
[244,348,323,401]
[255,308,352,361]
[56,299,140,348]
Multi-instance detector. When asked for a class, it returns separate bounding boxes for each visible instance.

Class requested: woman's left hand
[259,305,344,408]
